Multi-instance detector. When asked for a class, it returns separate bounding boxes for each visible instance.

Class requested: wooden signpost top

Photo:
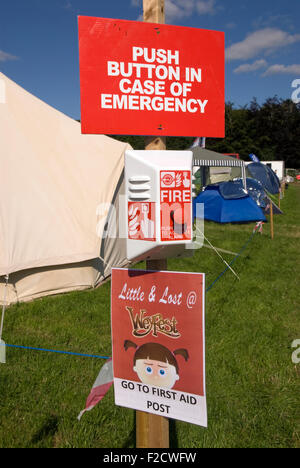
[143,0,165,23]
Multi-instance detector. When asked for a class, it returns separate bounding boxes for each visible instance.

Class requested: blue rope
[1,343,110,360]
[206,230,257,292]
[1,230,257,358]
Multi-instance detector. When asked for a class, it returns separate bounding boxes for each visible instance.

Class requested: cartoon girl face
[134,358,179,388]
[124,341,189,390]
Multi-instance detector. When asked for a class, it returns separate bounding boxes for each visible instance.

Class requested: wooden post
[143,0,165,24]
[270,200,274,240]
[135,0,170,449]
[143,0,166,153]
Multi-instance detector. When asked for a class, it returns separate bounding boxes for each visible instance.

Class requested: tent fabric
[234,178,283,215]
[244,178,267,207]
[193,183,266,224]
[265,165,281,191]
[263,200,283,215]
[218,180,248,200]
[0,72,130,304]
[246,162,280,194]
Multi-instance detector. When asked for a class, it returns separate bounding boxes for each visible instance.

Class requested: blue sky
[1,0,299,120]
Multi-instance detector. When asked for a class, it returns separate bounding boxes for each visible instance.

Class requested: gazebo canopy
[191,147,245,168]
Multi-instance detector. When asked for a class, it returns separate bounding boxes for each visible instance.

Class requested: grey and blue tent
[236,178,283,215]
[246,162,280,195]
[193,181,266,224]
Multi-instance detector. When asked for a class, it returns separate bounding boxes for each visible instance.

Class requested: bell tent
[0,72,131,305]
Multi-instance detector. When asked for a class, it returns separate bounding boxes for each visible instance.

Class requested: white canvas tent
[0,72,131,305]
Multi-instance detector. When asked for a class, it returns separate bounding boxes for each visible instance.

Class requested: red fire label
[128,202,156,241]
[160,170,192,242]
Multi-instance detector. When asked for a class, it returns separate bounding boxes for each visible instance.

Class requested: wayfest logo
[291,79,300,104]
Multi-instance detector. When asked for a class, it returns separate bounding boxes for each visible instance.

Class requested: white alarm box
[125,149,194,262]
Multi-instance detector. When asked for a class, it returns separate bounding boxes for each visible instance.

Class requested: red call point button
[162,173,174,186]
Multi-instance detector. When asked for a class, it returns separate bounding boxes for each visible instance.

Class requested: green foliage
[0,186,299,448]
[112,97,300,168]
[208,97,300,167]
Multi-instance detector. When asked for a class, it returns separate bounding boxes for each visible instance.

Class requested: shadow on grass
[169,419,179,448]
[30,414,59,445]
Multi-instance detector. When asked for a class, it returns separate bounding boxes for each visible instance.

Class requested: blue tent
[247,162,280,194]
[193,181,266,223]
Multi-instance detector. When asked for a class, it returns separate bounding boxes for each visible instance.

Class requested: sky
[0,0,299,120]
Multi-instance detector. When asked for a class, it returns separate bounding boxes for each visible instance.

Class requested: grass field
[0,185,299,448]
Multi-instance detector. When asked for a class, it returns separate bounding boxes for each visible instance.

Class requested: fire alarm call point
[125,150,195,261]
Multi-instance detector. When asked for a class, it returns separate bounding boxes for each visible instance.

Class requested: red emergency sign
[78,16,225,137]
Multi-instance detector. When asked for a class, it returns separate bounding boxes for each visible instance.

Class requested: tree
[86,96,300,169]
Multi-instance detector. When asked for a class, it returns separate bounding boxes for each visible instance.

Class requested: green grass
[0,185,299,448]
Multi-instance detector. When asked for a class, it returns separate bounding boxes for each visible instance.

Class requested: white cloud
[196,0,216,15]
[234,59,268,74]
[165,0,218,22]
[0,50,18,62]
[226,22,236,30]
[165,0,196,22]
[165,0,187,21]
[262,64,300,76]
[252,14,294,31]
[131,0,218,23]
[63,1,72,10]
[226,28,300,61]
